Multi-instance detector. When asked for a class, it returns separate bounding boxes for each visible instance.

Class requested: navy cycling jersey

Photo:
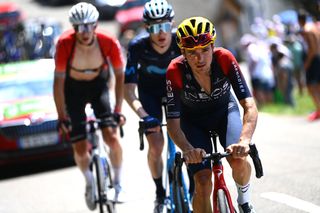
[125,32,181,96]
[166,47,252,118]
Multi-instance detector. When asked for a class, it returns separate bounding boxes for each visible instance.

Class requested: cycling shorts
[65,75,114,143]
[306,55,320,85]
[138,88,165,123]
[181,97,242,175]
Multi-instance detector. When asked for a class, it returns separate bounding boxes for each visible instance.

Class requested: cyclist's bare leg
[228,157,252,205]
[227,157,251,186]
[72,140,92,182]
[192,169,212,213]
[101,126,123,184]
[146,132,164,179]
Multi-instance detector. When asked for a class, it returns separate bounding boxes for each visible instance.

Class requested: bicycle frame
[165,132,191,212]
[87,119,115,213]
[212,159,236,213]
[210,132,236,213]
[138,106,192,212]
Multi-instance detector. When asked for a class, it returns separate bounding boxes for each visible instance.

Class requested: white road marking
[261,192,320,213]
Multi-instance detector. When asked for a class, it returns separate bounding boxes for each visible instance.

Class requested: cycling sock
[84,170,93,185]
[153,177,165,199]
[113,167,122,186]
[236,182,251,205]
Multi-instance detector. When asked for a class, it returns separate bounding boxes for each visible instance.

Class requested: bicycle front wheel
[93,155,105,213]
[172,167,190,213]
[217,189,236,213]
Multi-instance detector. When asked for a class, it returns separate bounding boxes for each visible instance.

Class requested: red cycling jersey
[54,28,124,73]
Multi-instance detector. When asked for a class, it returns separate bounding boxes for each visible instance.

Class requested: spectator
[240,33,275,106]
[297,9,320,121]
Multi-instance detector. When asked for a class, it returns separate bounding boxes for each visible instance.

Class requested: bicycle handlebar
[86,118,124,138]
[138,121,166,151]
[174,144,264,179]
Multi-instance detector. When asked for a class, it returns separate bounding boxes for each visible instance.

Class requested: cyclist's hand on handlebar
[183,148,206,164]
[57,118,72,134]
[113,112,126,126]
[226,143,250,158]
[142,115,161,133]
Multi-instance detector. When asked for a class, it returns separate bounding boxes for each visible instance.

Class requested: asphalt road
[2,1,320,213]
[1,106,320,213]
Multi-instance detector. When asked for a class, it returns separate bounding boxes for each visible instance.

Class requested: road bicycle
[86,117,123,213]
[138,122,192,213]
[175,131,264,213]
[138,100,192,213]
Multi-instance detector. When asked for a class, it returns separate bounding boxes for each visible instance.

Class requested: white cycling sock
[236,182,251,205]
[113,167,122,186]
[84,170,93,185]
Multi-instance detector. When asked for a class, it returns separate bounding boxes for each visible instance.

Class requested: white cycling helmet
[143,0,174,24]
[69,2,99,25]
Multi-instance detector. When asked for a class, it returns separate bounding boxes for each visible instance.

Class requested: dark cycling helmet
[143,0,175,24]
[69,2,99,25]
[176,16,217,49]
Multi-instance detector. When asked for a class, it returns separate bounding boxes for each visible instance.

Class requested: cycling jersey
[166,47,251,119]
[54,29,124,142]
[125,32,180,120]
[166,47,252,173]
[125,32,180,97]
[55,29,124,73]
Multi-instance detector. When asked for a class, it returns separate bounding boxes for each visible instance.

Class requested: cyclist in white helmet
[53,2,126,210]
[124,0,189,212]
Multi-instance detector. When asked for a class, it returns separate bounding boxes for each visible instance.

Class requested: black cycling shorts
[138,88,165,123]
[65,75,114,143]
[306,55,320,85]
[180,96,242,175]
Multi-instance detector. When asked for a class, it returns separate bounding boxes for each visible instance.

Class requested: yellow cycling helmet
[176,16,216,49]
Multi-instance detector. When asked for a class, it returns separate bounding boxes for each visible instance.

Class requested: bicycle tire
[93,155,105,213]
[217,189,235,213]
[172,167,190,213]
[104,158,116,213]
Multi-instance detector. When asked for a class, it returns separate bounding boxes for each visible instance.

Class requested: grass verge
[259,89,314,116]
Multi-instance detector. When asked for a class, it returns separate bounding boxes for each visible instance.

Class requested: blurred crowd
[1,2,320,121]
[239,10,320,121]
[0,2,61,63]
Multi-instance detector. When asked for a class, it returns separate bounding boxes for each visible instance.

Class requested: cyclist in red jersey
[166,17,258,213]
[53,2,126,210]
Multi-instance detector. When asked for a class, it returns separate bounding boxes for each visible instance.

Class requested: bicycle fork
[212,161,236,213]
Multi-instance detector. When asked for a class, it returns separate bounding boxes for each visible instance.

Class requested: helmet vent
[190,18,196,27]
[205,22,210,33]
[178,28,186,37]
[185,26,193,36]
[197,23,203,34]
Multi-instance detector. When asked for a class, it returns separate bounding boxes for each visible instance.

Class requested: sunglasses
[148,22,172,34]
[180,33,213,49]
[74,23,96,33]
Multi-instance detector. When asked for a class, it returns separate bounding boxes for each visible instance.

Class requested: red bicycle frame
[212,159,236,213]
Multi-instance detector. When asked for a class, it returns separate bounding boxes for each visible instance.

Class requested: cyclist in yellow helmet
[166,16,258,213]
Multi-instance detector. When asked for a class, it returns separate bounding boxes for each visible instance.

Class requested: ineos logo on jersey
[166,80,174,104]
[212,81,230,99]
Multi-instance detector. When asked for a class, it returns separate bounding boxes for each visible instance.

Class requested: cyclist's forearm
[124,84,148,118]
[114,68,124,112]
[53,77,67,119]
[167,119,193,152]
[239,97,258,144]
